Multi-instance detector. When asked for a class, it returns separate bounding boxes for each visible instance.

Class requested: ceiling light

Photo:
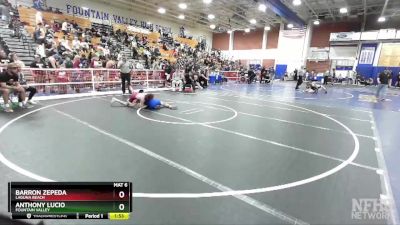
[313,20,320,25]
[210,24,216,29]
[158,7,166,14]
[178,14,185,20]
[245,28,250,33]
[227,30,232,34]
[264,26,271,31]
[203,0,212,4]
[208,14,215,19]
[258,4,266,12]
[339,7,348,14]
[378,16,386,22]
[287,23,294,29]
[250,19,257,24]
[293,0,301,6]
[178,3,187,9]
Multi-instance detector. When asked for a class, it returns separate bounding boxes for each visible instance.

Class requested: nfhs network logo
[351,198,391,220]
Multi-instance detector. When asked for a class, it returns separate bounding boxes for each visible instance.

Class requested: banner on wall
[282,28,305,39]
[308,48,329,60]
[396,30,400,39]
[330,32,355,42]
[361,31,378,41]
[330,30,400,42]
[65,4,172,33]
[358,46,376,65]
[378,29,397,40]
[378,43,400,67]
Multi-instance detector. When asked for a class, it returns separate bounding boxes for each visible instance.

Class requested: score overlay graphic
[8,182,132,220]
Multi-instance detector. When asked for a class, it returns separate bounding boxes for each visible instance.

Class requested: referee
[118,56,133,95]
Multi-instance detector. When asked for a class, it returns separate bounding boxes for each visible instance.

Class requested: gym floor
[0,81,399,225]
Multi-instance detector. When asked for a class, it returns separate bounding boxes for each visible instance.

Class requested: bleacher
[91,23,113,34]
[0,17,36,65]
[175,36,198,49]
[15,5,201,64]
[18,6,91,33]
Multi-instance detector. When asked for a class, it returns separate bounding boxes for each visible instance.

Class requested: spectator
[106,57,116,69]
[62,20,69,35]
[72,55,81,68]
[60,37,72,52]
[72,37,81,51]
[17,65,37,105]
[48,54,59,68]
[0,63,28,112]
[0,49,8,62]
[9,53,25,68]
[34,23,46,44]
[36,43,46,58]
[71,20,78,29]
[30,55,45,68]
[63,57,73,68]
[103,45,110,57]
[35,11,43,25]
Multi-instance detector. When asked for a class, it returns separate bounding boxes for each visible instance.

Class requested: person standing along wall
[295,67,305,90]
[323,70,329,85]
[247,68,256,84]
[376,70,390,101]
[397,72,400,88]
[388,69,394,88]
[118,57,133,95]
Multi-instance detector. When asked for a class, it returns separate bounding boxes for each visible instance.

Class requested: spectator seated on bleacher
[0,48,8,61]
[9,52,25,68]
[30,54,47,68]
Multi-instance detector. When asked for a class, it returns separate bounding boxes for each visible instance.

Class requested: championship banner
[378,29,397,40]
[358,44,377,65]
[378,43,400,67]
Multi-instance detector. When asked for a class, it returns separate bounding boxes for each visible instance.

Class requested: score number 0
[119,191,125,211]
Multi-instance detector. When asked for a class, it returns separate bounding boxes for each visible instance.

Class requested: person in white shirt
[305,81,328,94]
[62,21,69,35]
[117,53,123,61]
[35,44,45,58]
[35,12,43,25]
[103,46,110,57]
[94,72,104,91]
[171,71,183,91]
[136,62,144,69]
[131,40,137,48]
[61,38,72,52]
[152,60,159,70]
[80,41,89,50]
[72,37,81,51]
